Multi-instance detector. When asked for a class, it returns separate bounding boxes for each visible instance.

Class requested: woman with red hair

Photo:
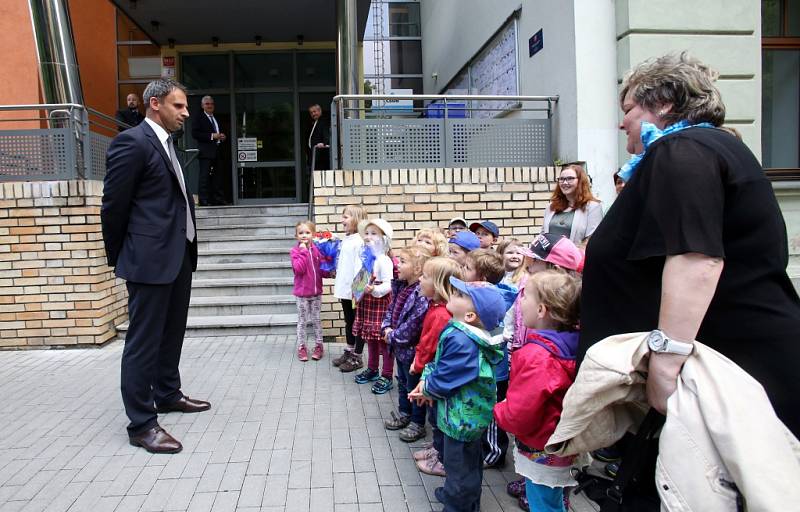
[540,163,603,244]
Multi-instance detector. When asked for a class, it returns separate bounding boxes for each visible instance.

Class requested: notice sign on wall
[238,151,257,162]
[237,137,257,150]
[529,29,543,57]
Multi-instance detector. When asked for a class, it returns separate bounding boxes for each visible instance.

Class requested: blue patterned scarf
[619,120,715,182]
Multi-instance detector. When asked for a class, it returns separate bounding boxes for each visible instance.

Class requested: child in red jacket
[494,270,582,512]
[291,221,324,362]
[411,257,463,476]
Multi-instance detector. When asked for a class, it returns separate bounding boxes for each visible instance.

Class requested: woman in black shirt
[581,52,800,436]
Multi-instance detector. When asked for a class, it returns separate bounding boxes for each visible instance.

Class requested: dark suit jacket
[191,113,221,159]
[115,108,144,132]
[102,121,198,285]
[308,118,330,170]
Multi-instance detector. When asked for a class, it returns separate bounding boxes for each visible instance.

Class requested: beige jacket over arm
[545,332,800,512]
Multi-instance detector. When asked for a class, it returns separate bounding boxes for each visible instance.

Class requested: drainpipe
[336,0,358,118]
[28,0,84,106]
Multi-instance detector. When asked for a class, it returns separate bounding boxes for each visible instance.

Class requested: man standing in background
[192,95,228,206]
[115,93,145,131]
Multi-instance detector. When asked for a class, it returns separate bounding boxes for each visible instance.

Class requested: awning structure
[111,0,371,46]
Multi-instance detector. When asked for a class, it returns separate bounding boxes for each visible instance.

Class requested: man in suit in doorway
[307,103,330,171]
[115,93,145,132]
[102,78,210,454]
[192,95,228,206]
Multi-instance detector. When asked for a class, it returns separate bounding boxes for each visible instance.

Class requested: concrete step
[198,248,289,264]
[197,235,296,251]
[196,215,307,228]
[191,277,294,297]
[197,224,296,237]
[194,204,309,219]
[194,261,292,280]
[117,313,298,337]
[188,294,296,317]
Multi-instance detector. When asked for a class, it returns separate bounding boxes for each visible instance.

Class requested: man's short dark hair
[142,78,187,110]
[308,104,322,110]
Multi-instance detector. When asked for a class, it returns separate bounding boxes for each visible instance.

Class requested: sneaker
[434,486,446,504]
[297,345,309,362]
[371,376,393,395]
[312,343,324,360]
[332,350,351,367]
[517,494,530,512]
[416,454,446,476]
[605,461,620,478]
[339,353,363,373]
[384,411,411,430]
[592,446,622,463]
[506,478,526,498]
[355,368,380,384]
[413,445,437,461]
[398,422,426,443]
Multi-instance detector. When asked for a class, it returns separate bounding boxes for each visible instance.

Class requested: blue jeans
[525,478,565,512]
[441,434,483,512]
[395,358,426,425]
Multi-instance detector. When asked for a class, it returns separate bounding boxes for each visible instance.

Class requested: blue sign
[529,29,543,57]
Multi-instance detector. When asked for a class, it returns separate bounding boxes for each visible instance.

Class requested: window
[388,3,421,37]
[116,10,160,110]
[762,0,800,170]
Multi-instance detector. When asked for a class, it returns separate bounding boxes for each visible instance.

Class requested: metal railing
[331,94,558,170]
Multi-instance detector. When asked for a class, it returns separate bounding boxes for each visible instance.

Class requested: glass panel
[389,40,422,74]
[181,54,230,90]
[234,53,293,88]
[363,2,389,40]
[117,44,160,80]
[235,93,294,161]
[788,0,800,36]
[117,11,150,41]
[239,166,296,200]
[363,41,389,76]
[389,3,421,37]
[762,49,800,168]
[297,52,336,87]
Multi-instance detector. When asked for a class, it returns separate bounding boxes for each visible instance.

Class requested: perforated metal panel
[339,117,551,169]
[0,128,77,181]
[87,131,113,180]
[342,119,445,169]
[448,119,550,166]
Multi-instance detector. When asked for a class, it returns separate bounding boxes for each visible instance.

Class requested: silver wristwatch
[647,330,694,356]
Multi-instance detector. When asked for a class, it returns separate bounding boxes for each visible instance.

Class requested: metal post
[336,0,358,118]
[28,0,84,106]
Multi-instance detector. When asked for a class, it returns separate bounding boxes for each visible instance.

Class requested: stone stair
[116,203,308,338]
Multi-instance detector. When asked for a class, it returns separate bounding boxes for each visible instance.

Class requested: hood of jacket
[453,321,504,365]
[525,330,579,360]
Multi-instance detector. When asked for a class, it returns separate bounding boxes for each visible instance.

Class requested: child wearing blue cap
[470,220,500,249]
[409,277,506,512]
[448,231,480,267]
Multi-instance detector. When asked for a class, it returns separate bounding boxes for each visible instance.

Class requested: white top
[333,233,364,300]
[144,117,172,156]
[370,254,393,298]
[513,447,580,488]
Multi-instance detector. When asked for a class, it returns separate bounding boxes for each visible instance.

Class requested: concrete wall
[616,0,762,161]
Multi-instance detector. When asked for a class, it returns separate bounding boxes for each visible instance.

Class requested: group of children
[290,205,586,512]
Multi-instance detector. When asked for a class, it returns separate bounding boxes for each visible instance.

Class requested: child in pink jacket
[291,220,324,362]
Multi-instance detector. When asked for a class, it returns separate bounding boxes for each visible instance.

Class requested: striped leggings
[296,296,322,347]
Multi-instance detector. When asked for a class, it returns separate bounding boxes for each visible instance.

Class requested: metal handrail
[333,94,559,102]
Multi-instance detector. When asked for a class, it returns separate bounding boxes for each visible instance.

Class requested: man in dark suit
[191,95,227,206]
[115,93,145,132]
[102,78,210,454]
[307,104,330,171]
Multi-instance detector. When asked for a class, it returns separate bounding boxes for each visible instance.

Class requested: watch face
[647,331,665,351]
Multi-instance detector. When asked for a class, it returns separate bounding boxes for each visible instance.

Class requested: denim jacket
[381,279,429,364]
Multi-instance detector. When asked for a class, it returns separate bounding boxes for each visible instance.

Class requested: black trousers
[340,299,356,347]
[198,157,224,204]
[121,244,192,435]
[442,434,483,512]
[482,379,510,466]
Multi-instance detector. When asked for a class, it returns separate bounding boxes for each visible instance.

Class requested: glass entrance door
[235,92,296,202]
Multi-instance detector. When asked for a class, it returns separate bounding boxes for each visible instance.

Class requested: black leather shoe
[129,426,182,454]
[157,396,211,413]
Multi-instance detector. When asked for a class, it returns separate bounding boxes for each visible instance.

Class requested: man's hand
[315,142,326,149]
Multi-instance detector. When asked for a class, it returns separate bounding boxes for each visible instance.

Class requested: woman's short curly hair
[620,52,725,127]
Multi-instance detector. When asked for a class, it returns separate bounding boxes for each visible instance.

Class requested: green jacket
[422,320,504,442]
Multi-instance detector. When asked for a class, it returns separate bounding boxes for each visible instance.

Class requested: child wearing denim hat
[470,220,500,249]
[448,231,480,267]
[409,277,507,512]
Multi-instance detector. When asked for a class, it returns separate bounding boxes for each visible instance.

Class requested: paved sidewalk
[0,336,597,512]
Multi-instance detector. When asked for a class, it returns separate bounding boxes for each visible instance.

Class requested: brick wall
[312,167,557,341]
[0,180,127,348]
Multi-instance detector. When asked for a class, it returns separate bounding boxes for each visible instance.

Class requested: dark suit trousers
[121,243,192,435]
[198,157,221,204]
